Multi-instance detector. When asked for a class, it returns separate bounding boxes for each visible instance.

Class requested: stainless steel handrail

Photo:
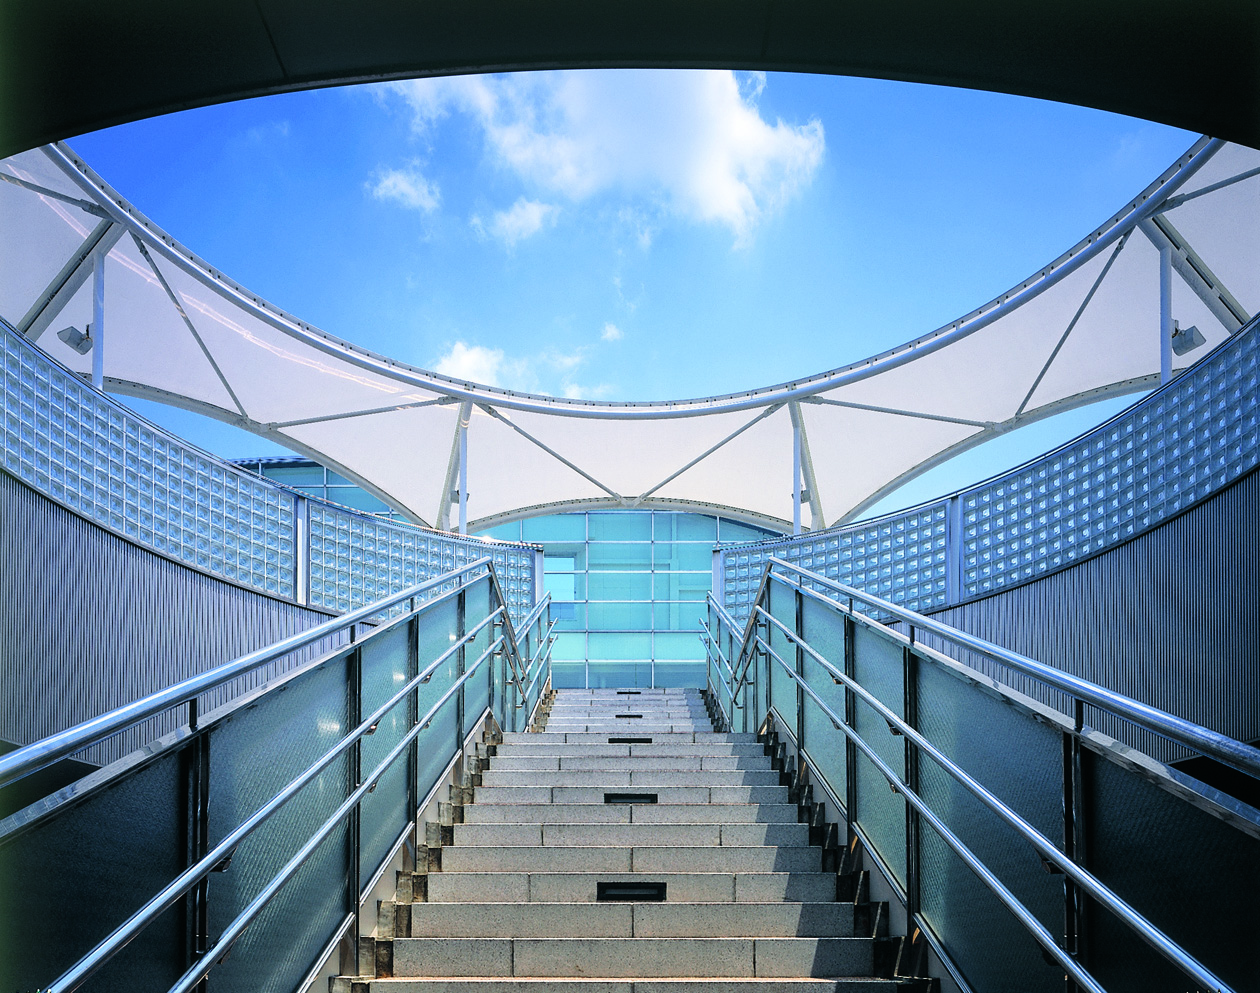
[514,593,553,647]
[703,594,759,703]
[754,639,1109,993]
[165,640,499,993]
[767,557,1260,781]
[45,619,497,993]
[753,627,1233,993]
[0,557,499,789]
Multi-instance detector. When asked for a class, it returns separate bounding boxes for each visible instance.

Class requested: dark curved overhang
[1,0,1258,161]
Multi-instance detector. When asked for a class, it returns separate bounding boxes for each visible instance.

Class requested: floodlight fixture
[1170,321,1206,356]
[57,325,93,355]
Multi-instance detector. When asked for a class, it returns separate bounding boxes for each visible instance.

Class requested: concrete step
[545,707,711,714]
[488,756,772,772]
[423,871,837,904]
[392,937,875,978]
[480,771,782,788]
[500,733,759,744]
[473,785,790,805]
[438,846,823,873]
[406,902,852,938]
[463,804,799,824]
[370,980,893,992]
[451,822,811,848]
[493,743,767,757]
[539,726,710,734]
[546,706,711,713]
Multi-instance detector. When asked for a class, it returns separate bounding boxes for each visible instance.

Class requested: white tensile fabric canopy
[2,136,1257,531]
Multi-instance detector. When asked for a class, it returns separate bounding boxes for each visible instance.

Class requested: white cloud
[474,197,559,246]
[383,70,824,244]
[601,323,623,342]
[432,341,603,394]
[433,342,508,385]
[369,165,441,213]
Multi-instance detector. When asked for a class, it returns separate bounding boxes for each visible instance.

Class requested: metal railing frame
[700,557,1260,993]
[4,558,554,993]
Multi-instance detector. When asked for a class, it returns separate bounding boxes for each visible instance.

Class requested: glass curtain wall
[479,511,778,688]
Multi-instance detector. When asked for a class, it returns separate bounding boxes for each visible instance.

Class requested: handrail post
[456,585,466,750]
[903,643,921,927]
[407,610,420,872]
[795,584,806,753]
[490,586,501,730]
[348,626,362,958]
[188,700,210,993]
[843,610,857,835]
[1064,697,1089,989]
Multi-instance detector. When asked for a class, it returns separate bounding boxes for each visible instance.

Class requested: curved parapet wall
[721,313,1260,620]
[0,319,539,624]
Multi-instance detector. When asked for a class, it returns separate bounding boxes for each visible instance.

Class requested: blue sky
[72,70,1193,518]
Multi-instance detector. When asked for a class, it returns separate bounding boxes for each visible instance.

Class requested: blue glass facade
[478,511,779,687]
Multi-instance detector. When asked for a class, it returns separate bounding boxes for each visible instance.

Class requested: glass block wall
[2,320,538,624]
[723,317,1260,624]
[722,502,950,623]
[479,512,778,688]
[234,456,410,522]
[308,502,536,623]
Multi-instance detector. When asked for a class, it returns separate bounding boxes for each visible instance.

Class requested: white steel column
[91,251,105,390]
[1159,244,1173,385]
[458,408,470,534]
[792,417,802,536]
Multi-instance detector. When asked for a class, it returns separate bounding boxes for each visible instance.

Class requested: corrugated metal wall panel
[924,467,1260,762]
[0,469,345,766]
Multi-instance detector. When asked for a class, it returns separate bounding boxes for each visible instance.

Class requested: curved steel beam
[467,496,791,534]
[42,136,1222,420]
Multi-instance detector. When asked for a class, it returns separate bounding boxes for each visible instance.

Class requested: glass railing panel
[0,750,188,993]
[913,657,1064,993]
[765,578,798,732]
[204,657,352,993]
[799,596,848,812]
[461,577,493,728]
[358,619,414,888]
[1084,752,1257,993]
[414,595,462,800]
[850,622,906,885]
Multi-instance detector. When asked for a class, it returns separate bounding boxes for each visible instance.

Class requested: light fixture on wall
[1170,321,1205,356]
[57,324,93,355]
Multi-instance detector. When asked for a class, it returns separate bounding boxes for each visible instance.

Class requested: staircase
[363,687,921,991]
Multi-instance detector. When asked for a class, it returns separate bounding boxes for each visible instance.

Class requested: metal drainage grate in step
[616,690,641,695]
[614,714,643,719]
[597,881,667,901]
[608,737,652,744]
[604,792,658,804]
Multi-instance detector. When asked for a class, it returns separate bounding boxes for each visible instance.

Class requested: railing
[0,319,539,625]
[0,558,554,993]
[702,557,1260,993]
[720,313,1260,624]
